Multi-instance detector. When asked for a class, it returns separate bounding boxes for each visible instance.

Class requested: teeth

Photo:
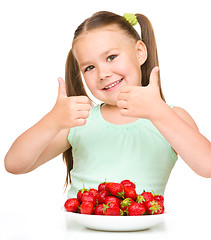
[104,79,122,90]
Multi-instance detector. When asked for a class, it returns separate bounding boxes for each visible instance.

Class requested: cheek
[113,60,129,75]
[115,56,141,75]
[117,60,141,86]
[83,74,102,98]
[83,75,95,93]
[83,71,96,87]
[84,79,93,89]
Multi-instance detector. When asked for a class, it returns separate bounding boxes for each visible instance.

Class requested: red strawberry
[156,203,164,214]
[103,202,121,216]
[98,180,108,192]
[94,204,104,215]
[98,190,109,204]
[105,182,114,192]
[81,192,97,206]
[77,189,88,203]
[127,202,146,216]
[89,188,100,204]
[124,186,137,200]
[77,180,88,202]
[153,195,164,205]
[141,191,154,203]
[120,198,135,212]
[108,183,124,198]
[121,179,136,189]
[64,198,80,212]
[80,201,94,215]
[104,196,120,206]
[145,200,164,215]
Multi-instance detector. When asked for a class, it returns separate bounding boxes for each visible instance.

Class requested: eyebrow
[79,48,119,68]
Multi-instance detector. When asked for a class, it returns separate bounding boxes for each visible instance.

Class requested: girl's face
[73,24,147,105]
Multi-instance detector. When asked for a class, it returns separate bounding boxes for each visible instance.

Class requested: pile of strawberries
[64,179,164,216]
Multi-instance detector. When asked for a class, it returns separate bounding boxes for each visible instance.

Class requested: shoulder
[172,106,199,132]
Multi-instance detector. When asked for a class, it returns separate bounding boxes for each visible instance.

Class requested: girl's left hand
[117,66,165,120]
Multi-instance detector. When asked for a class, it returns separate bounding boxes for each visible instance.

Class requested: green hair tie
[123,13,138,26]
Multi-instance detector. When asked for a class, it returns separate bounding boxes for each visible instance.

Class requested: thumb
[149,66,160,87]
[57,77,67,97]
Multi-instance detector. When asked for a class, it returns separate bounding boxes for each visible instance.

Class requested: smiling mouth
[103,78,123,90]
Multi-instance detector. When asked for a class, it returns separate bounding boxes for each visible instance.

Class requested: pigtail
[65,49,88,97]
[62,49,92,190]
[135,14,165,101]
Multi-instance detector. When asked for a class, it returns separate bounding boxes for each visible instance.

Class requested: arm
[4,78,91,174]
[117,67,211,178]
[151,103,211,178]
[4,113,70,174]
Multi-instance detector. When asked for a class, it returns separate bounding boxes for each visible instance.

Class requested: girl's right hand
[49,77,91,130]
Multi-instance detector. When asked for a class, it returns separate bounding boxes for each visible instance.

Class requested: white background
[0,0,211,238]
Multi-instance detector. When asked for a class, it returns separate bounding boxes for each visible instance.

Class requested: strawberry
[94,204,104,215]
[156,203,164,214]
[89,188,100,204]
[64,198,80,212]
[98,180,108,192]
[121,179,136,189]
[153,195,164,205]
[80,201,94,215]
[151,190,164,204]
[103,202,121,216]
[98,190,109,204]
[127,202,146,216]
[105,182,114,192]
[124,186,137,200]
[81,191,97,206]
[77,189,88,203]
[145,200,164,215]
[108,183,124,199]
[120,198,135,212]
[141,191,154,202]
[77,180,88,203]
[104,196,120,206]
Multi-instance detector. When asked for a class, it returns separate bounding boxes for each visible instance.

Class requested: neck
[100,103,139,125]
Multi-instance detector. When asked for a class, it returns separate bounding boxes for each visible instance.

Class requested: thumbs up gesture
[117,66,165,120]
[50,77,91,130]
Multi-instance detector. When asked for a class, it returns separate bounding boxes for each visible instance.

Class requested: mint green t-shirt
[67,103,177,198]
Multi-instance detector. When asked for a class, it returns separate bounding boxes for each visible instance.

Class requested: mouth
[102,78,124,91]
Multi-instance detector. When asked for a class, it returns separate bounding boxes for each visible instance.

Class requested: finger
[149,66,159,87]
[58,77,67,97]
[119,108,129,116]
[74,96,91,104]
[76,110,90,119]
[77,103,92,111]
[117,92,129,101]
[75,118,86,126]
[119,84,132,93]
[117,100,128,109]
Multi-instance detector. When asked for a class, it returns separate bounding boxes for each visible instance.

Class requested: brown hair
[63,11,165,189]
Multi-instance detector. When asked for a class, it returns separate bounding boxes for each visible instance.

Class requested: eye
[107,55,117,62]
[84,65,95,72]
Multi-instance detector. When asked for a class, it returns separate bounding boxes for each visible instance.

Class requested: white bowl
[65,211,166,231]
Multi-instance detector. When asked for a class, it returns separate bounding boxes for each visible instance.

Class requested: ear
[136,40,147,66]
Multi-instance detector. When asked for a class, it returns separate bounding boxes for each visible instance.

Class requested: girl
[4,11,211,198]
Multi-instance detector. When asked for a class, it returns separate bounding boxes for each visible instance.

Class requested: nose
[98,64,112,80]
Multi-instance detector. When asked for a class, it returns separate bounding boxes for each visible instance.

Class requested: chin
[104,97,118,106]
[95,95,117,106]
